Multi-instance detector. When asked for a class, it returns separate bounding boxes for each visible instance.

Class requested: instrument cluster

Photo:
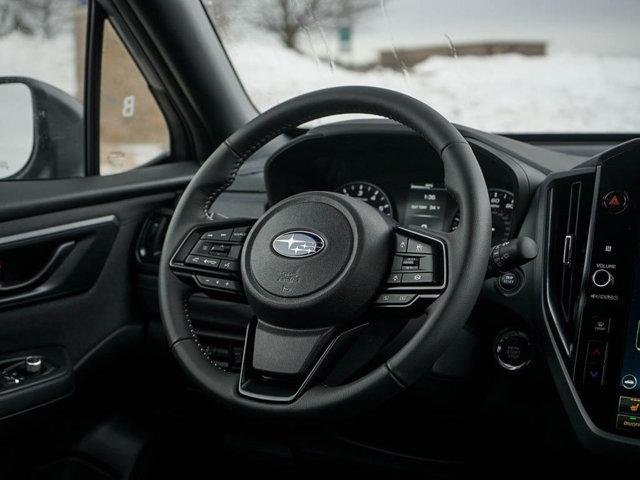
[264,128,521,247]
[337,180,515,246]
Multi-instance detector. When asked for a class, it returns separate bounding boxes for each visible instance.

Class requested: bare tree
[248,0,380,51]
[0,0,75,38]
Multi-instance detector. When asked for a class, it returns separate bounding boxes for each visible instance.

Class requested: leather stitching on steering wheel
[183,295,230,373]
[203,153,244,219]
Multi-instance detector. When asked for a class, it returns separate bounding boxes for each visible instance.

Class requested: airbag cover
[247,200,352,298]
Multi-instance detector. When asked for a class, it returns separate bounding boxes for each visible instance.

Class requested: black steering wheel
[159,86,491,420]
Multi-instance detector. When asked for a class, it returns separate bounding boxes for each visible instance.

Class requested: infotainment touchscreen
[619,244,640,395]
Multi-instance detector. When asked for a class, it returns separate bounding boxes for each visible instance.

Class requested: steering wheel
[159,86,491,419]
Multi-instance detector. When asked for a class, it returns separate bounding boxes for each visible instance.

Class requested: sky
[303,0,640,61]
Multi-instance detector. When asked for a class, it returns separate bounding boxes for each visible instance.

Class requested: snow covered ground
[223,39,640,133]
[0,30,640,136]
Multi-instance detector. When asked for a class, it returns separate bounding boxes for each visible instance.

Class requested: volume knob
[591,269,614,288]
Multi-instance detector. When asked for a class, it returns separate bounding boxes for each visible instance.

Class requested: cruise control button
[219,259,239,272]
[231,227,250,242]
[419,255,434,272]
[200,257,220,269]
[402,272,433,284]
[185,255,207,267]
[228,245,242,260]
[401,256,420,270]
[375,293,416,305]
[407,239,433,254]
[387,273,402,284]
[192,241,213,256]
[619,396,640,415]
[196,275,240,292]
[396,235,408,252]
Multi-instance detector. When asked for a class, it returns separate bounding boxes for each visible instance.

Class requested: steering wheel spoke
[373,225,449,310]
[169,219,256,300]
[238,318,366,402]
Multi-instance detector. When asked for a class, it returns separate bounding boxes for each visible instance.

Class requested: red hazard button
[603,191,628,214]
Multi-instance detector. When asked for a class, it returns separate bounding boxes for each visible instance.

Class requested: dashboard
[266,127,523,246]
[216,120,640,457]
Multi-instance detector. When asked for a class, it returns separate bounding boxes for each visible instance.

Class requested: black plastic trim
[85,0,105,176]
[0,161,197,223]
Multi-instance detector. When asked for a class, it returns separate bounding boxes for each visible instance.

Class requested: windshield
[203,0,640,134]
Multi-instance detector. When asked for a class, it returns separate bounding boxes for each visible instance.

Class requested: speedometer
[450,189,515,245]
[338,181,394,217]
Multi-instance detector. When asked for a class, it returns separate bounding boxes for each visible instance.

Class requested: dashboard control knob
[25,356,42,374]
[591,269,614,288]
[494,330,532,371]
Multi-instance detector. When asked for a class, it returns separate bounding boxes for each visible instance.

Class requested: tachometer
[488,189,515,244]
[450,189,515,245]
[338,181,394,217]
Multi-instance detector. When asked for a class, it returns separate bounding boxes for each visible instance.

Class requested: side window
[99,21,170,175]
[0,0,87,180]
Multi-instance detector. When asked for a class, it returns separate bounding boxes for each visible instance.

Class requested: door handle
[0,215,118,309]
[0,241,75,293]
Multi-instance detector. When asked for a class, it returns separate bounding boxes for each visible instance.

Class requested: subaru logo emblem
[272,231,326,258]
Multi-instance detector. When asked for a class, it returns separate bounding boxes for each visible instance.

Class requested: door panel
[0,187,179,421]
[0,215,118,309]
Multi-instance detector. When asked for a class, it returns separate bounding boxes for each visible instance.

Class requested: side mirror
[0,77,83,180]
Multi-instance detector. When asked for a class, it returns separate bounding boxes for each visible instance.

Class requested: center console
[575,155,640,436]
[544,141,640,443]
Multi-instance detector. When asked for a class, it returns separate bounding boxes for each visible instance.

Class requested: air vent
[547,173,595,349]
[136,208,173,266]
[560,181,582,319]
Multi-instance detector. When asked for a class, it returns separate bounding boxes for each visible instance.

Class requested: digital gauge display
[403,183,450,231]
